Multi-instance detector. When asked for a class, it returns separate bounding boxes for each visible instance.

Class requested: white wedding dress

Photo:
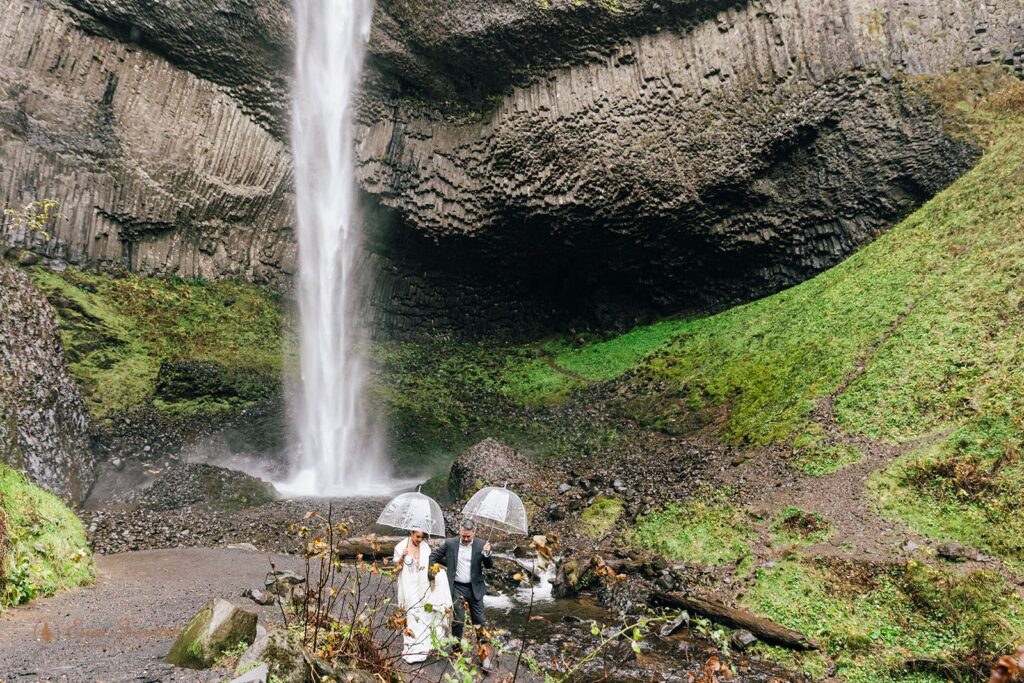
[394,537,454,663]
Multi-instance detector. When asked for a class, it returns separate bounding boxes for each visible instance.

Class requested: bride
[394,529,453,663]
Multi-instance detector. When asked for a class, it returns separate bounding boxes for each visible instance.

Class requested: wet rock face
[358,0,1024,335]
[0,261,95,501]
[0,0,295,285]
[64,0,292,138]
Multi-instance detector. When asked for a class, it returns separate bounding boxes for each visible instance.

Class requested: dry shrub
[923,66,1021,113]
[905,454,996,501]
[778,510,829,537]
[982,79,1024,116]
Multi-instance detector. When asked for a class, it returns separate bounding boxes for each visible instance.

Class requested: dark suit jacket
[429,537,493,601]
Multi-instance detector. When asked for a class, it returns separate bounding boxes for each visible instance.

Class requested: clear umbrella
[376,491,446,537]
[461,486,528,536]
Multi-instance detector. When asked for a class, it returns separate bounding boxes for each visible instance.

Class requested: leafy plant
[2,199,62,238]
[0,464,93,611]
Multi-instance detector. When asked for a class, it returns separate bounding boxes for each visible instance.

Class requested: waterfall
[279,0,390,496]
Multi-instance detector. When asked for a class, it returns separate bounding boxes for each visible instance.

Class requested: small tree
[2,199,62,240]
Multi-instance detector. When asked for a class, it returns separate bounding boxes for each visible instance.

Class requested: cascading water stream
[278,0,391,496]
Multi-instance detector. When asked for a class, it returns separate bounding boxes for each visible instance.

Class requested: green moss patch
[499,320,691,406]
[370,339,620,472]
[743,557,1024,683]
[768,508,832,547]
[579,496,623,538]
[1,464,94,609]
[631,491,753,565]
[29,267,285,417]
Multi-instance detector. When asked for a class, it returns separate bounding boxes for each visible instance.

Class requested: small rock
[902,540,919,553]
[730,630,758,650]
[265,570,305,594]
[228,542,260,552]
[242,588,275,606]
[659,611,689,637]
[937,542,973,561]
[558,483,572,494]
[612,479,626,492]
[230,664,269,683]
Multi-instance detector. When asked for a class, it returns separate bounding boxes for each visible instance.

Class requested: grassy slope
[0,464,94,610]
[29,267,286,417]
[484,74,1024,569]
[743,558,1024,682]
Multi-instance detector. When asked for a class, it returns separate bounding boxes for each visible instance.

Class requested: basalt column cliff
[2,0,1022,335]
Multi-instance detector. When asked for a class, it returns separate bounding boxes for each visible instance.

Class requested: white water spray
[279,0,390,496]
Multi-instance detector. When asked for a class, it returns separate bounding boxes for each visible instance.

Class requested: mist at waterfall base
[275,0,396,498]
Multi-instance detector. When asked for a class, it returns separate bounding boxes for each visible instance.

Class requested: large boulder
[165,598,257,669]
[448,438,539,502]
[235,629,310,683]
[0,261,95,501]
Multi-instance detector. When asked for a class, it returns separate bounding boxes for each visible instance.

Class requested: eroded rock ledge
[358,0,1024,335]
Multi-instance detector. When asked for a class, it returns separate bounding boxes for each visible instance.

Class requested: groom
[430,518,493,651]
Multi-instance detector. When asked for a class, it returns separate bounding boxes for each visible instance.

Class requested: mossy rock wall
[0,260,94,500]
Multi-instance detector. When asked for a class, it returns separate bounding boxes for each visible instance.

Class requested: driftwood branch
[650,591,819,651]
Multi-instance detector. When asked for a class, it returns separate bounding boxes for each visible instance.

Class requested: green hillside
[493,73,1024,570]
[0,464,94,610]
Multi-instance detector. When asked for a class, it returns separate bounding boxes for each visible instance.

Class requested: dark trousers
[452,582,487,643]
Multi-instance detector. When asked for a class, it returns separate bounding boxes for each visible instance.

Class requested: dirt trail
[0,548,304,682]
[0,547,544,683]
[717,292,1017,582]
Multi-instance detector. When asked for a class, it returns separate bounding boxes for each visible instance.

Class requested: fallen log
[599,557,646,573]
[650,591,819,651]
[334,536,404,559]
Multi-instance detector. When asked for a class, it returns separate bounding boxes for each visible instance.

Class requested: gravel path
[0,548,304,682]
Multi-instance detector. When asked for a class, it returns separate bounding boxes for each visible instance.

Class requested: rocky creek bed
[55,447,803,682]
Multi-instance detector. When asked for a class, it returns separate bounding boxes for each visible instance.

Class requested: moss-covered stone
[166,598,257,669]
[234,629,310,683]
